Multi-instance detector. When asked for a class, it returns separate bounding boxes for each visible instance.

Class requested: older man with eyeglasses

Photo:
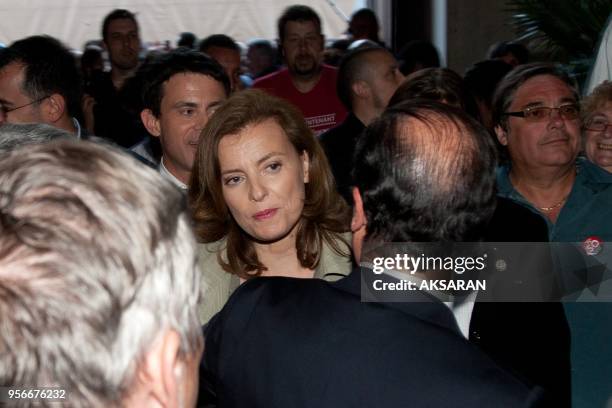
[493,62,612,408]
[493,62,612,240]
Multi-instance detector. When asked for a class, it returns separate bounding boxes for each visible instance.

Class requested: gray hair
[0,140,202,406]
[0,123,72,153]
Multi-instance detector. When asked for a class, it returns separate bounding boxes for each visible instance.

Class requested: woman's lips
[253,208,278,221]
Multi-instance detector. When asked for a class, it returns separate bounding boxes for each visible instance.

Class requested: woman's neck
[252,228,314,279]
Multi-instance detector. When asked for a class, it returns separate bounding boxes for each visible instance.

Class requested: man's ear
[351,80,370,101]
[141,109,161,137]
[351,187,366,233]
[494,124,509,146]
[135,329,182,407]
[43,94,66,124]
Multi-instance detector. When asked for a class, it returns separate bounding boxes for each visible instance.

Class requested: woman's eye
[224,176,242,185]
[267,162,282,172]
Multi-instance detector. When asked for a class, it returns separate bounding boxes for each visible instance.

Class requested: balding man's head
[353,100,497,244]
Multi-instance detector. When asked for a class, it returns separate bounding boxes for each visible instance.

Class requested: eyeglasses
[502,103,580,122]
[584,118,612,132]
[0,96,49,116]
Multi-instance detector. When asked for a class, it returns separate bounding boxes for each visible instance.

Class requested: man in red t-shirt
[254,5,347,135]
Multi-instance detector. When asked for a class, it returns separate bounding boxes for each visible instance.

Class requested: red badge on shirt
[582,236,603,256]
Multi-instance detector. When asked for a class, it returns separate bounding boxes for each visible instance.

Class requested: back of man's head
[277,4,322,41]
[0,122,71,153]
[464,59,513,107]
[0,140,202,406]
[388,67,481,121]
[178,32,197,49]
[488,41,529,66]
[139,48,230,117]
[248,39,276,60]
[0,35,82,119]
[198,34,240,54]
[348,8,380,42]
[247,39,277,76]
[336,44,385,110]
[353,100,497,243]
[398,40,440,76]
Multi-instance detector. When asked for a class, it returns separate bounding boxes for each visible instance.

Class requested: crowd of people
[0,4,611,408]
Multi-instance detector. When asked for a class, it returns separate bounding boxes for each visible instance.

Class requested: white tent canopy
[0,0,364,50]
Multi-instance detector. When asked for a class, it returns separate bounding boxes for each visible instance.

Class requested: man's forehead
[284,20,320,37]
[107,18,139,34]
[162,73,226,99]
[0,60,26,79]
[513,74,576,104]
[0,61,27,95]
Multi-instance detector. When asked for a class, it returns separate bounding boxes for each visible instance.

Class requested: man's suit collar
[332,267,462,336]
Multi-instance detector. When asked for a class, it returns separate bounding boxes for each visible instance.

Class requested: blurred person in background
[320,45,403,203]
[254,5,347,135]
[582,80,612,173]
[397,40,440,76]
[199,34,244,93]
[87,9,148,147]
[246,38,279,79]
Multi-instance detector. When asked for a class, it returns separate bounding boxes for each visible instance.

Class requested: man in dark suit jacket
[199,101,548,407]
[476,198,570,407]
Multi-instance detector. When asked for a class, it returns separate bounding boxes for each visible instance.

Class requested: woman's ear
[301,151,310,183]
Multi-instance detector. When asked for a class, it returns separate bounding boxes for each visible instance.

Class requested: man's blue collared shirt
[497,157,612,242]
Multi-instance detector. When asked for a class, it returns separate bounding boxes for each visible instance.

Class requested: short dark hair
[199,34,240,53]
[248,39,276,60]
[278,5,322,42]
[138,48,230,117]
[398,40,440,76]
[178,32,197,49]
[388,67,481,122]
[336,45,385,110]
[492,62,579,129]
[488,41,529,65]
[102,9,138,43]
[0,35,82,119]
[350,8,379,27]
[353,100,497,242]
[464,59,513,107]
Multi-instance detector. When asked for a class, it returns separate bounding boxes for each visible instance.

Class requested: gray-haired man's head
[0,140,203,407]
